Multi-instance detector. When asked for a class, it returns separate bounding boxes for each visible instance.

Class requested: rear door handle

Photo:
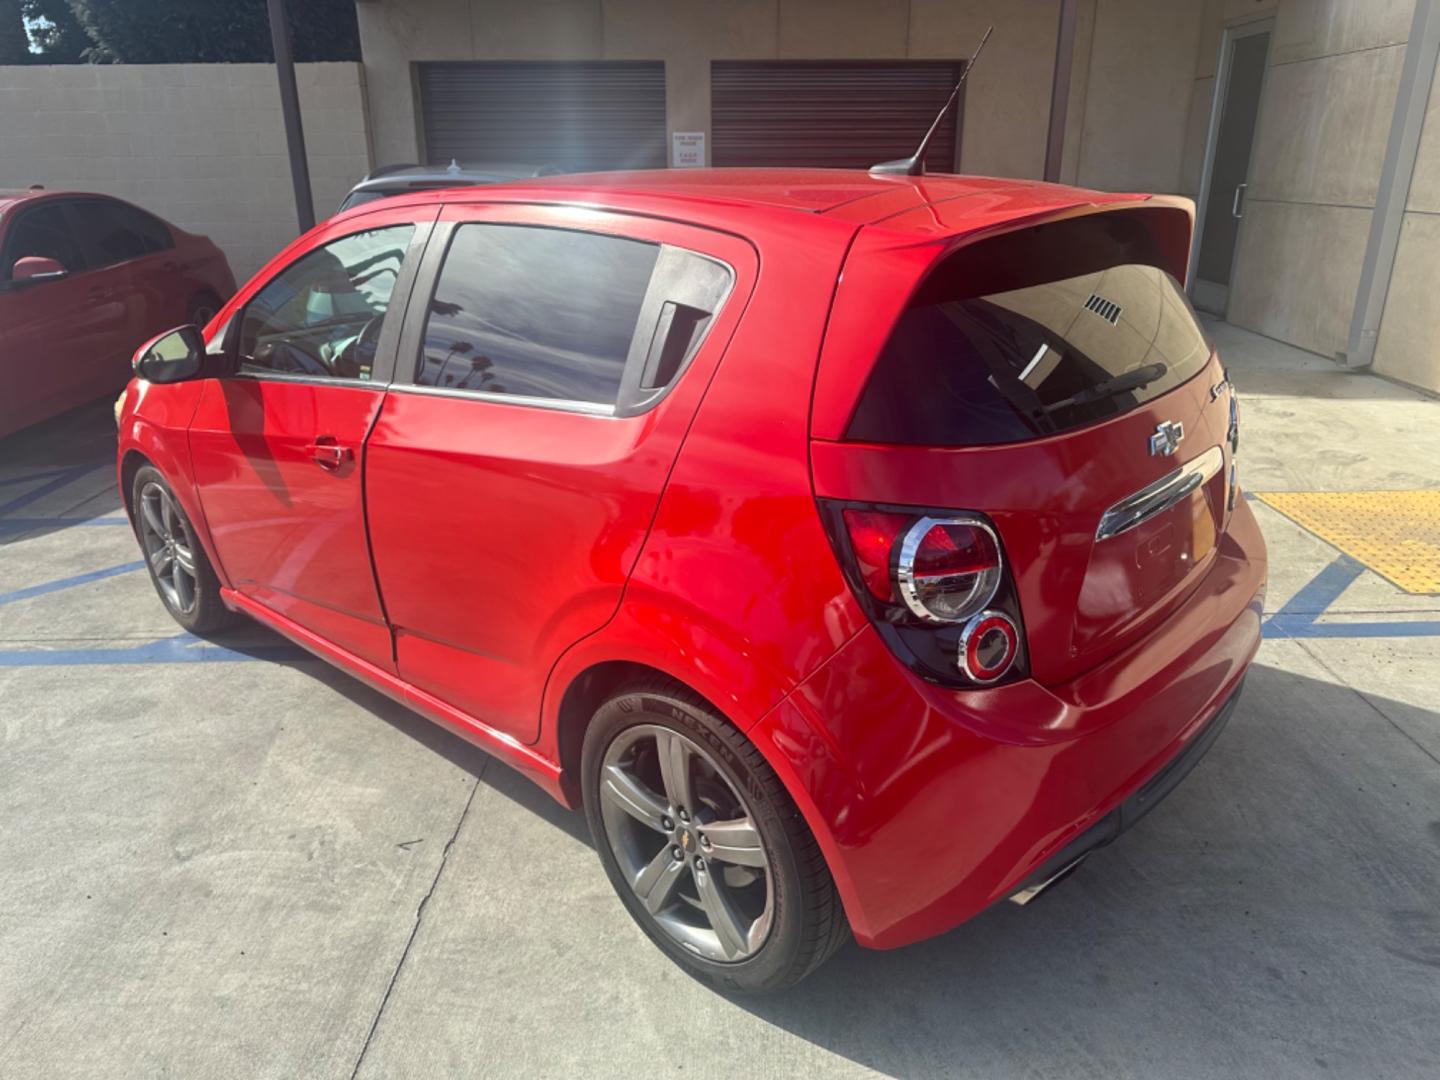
[306,438,353,470]
[1231,182,1247,219]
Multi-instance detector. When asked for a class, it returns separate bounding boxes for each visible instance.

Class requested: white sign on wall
[672,131,705,168]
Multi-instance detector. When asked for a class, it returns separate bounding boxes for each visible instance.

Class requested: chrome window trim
[1096,445,1225,542]
[895,515,1003,624]
[387,381,616,417]
[228,370,378,390]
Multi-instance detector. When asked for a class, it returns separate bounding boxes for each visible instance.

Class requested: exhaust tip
[1007,855,1088,906]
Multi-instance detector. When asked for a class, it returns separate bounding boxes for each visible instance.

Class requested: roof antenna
[870,25,992,177]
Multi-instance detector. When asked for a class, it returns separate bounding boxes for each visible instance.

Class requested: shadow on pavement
[250,630,1440,1075]
[732,660,1440,1077]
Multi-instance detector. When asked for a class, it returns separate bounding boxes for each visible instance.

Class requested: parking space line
[0,463,107,518]
[0,560,145,607]
[0,632,307,667]
[1263,553,1440,639]
[0,467,85,490]
[0,516,129,531]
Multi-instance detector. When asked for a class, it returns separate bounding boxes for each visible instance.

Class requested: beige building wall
[1065,0,1206,194]
[1373,52,1440,391]
[355,0,1214,191]
[351,0,1437,393]
[1226,0,1414,360]
[0,62,372,279]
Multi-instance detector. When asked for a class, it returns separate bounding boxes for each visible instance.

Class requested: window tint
[238,225,414,380]
[847,216,1211,446]
[71,200,172,267]
[2,204,85,279]
[418,224,659,405]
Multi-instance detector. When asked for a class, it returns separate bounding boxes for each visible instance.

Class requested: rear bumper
[1008,678,1240,901]
[752,495,1267,949]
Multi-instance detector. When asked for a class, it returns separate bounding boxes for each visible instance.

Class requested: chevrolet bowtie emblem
[1149,420,1185,457]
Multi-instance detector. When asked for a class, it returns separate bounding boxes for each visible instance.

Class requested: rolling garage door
[417,61,667,172]
[711,60,965,170]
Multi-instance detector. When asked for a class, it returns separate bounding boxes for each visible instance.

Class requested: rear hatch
[811,205,1238,687]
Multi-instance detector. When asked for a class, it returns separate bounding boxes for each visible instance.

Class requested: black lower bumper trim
[1011,679,1242,898]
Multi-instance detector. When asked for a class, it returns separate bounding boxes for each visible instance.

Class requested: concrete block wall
[0,63,372,281]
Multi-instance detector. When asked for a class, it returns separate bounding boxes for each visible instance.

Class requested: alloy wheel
[598,724,774,962]
[137,482,199,616]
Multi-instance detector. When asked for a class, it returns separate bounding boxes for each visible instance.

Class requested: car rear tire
[581,679,850,993]
[131,465,234,634]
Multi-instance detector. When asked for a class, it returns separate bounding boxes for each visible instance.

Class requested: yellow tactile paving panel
[1255,490,1440,595]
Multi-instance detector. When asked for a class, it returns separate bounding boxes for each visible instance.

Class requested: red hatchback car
[0,189,234,439]
[116,170,1266,992]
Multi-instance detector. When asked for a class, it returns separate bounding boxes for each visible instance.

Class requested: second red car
[0,188,234,439]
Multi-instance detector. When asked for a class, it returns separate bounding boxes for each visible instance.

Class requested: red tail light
[841,509,911,602]
[896,517,1002,623]
[825,502,1026,687]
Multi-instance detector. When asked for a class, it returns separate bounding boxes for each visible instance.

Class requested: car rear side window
[2,204,85,279]
[417,224,659,406]
[70,200,172,267]
[846,214,1212,446]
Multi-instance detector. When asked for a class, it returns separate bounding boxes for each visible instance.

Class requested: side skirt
[221,588,569,803]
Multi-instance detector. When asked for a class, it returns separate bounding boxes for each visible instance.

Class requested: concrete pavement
[1,324,1437,1078]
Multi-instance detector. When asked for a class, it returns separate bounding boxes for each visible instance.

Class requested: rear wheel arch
[549,659,850,903]
[554,661,702,805]
[119,449,151,520]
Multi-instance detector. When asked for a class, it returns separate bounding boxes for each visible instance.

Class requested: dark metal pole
[1043,0,1080,183]
[268,0,315,233]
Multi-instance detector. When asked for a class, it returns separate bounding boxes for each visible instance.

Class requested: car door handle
[306,440,353,470]
[1231,182,1247,219]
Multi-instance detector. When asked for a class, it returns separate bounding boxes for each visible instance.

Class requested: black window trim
[222,217,436,388]
[392,215,735,419]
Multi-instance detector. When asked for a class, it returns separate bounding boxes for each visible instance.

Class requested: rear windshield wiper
[1040,362,1167,413]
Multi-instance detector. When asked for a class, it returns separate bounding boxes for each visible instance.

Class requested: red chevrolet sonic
[116,169,1266,992]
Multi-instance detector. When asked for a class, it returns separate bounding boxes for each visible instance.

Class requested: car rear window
[845,214,1211,446]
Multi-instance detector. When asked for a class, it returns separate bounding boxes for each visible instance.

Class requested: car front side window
[1,203,86,280]
[237,225,414,381]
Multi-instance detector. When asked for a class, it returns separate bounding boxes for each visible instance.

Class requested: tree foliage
[1,0,28,64]
[21,0,88,62]
[17,0,360,64]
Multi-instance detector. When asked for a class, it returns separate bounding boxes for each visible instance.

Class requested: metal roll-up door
[711,61,965,170]
[418,61,667,172]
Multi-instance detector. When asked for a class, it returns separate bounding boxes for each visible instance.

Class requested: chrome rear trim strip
[1095,445,1225,542]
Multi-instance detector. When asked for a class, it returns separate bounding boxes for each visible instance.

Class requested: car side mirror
[134,325,206,384]
[10,255,68,285]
